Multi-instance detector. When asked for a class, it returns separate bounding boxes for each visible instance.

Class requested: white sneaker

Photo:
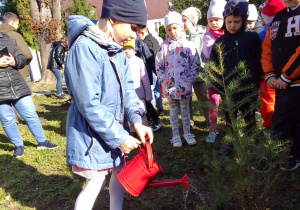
[170,136,182,147]
[183,133,196,145]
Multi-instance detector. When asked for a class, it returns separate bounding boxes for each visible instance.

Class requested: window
[154,22,162,33]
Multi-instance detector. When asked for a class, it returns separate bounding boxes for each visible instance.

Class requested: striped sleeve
[261,27,277,81]
[281,46,300,83]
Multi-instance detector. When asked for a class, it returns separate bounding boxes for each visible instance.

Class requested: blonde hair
[98,18,114,38]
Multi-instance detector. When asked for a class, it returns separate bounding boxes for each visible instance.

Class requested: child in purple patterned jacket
[155,11,200,147]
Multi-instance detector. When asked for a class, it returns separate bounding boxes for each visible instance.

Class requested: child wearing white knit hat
[164,11,184,30]
[203,0,226,143]
[207,0,227,20]
[246,4,264,33]
[156,11,201,147]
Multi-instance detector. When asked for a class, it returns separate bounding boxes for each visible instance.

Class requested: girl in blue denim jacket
[64,1,153,209]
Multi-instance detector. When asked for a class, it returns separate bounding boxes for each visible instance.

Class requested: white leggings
[74,164,125,210]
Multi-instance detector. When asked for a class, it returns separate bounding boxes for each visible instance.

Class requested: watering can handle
[145,140,154,170]
[122,140,154,170]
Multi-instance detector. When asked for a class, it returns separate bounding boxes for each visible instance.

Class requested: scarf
[81,25,122,51]
[209,29,224,38]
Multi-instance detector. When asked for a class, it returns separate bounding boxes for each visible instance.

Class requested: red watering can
[117,140,189,197]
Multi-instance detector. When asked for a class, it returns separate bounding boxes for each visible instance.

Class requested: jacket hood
[67,15,122,51]
[0,23,16,33]
[67,15,95,47]
[185,25,206,37]
[195,25,206,34]
[245,16,264,33]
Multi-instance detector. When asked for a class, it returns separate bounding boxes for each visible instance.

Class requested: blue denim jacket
[64,15,142,170]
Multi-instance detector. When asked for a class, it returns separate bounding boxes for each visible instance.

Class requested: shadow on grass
[0,134,38,151]
[0,154,81,209]
[35,102,68,137]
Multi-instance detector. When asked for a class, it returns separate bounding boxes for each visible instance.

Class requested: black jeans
[145,101,159,122]
[272,87,300,159]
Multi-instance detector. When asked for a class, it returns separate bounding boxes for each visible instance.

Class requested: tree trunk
[53,0,61,19]
[30,0,54,83]
[53,0,63,40]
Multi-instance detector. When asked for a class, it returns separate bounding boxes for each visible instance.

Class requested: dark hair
[3,12,19,23]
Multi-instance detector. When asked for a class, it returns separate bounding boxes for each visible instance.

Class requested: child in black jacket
[209,0,262,154]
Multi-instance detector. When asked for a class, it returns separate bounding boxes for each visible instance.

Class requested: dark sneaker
[218,142,233,155]
[13,146,25,158]
[152,119,163,132]
[148,121,153,127]
[158,110,165,116]
[37,140,58,150]
[57,94,66,99]
[280,156,300,171]
[251,157,277,174]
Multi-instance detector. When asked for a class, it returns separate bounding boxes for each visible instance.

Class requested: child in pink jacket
[202,0,226,143]
[123,38,152,128]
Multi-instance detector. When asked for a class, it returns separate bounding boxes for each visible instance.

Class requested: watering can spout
[146,173,189,190]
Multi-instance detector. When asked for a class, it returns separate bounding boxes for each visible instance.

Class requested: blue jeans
[0,95,47,147]
[51,68,63,95]
[151,73,163,111]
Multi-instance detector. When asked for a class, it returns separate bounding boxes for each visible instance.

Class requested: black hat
[223,0,249,31]
[100,0,148,28]
[223,0,249,20]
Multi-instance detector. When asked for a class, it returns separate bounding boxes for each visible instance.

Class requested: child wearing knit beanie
[123,39,152,131]
[202,0,226,143]
[65,0,153,209]
[210,0,263,154]
[260,0,286,23]
[181,7,210,130]
[246,4,264,33]
[156,11,200,147]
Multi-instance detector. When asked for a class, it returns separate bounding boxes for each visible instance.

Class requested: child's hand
[120,135,141,154]
[134,122,154,144]
[266,77,277,89]
[274,78,288,90]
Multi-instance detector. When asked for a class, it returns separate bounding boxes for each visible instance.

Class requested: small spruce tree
[199,43,288,209]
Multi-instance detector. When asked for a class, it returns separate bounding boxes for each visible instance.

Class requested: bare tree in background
[30,0,63,83]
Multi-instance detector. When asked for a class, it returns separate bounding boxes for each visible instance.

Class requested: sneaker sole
[184,136,196,146]
[153,122,163,132]
[173,144,182,147]
[186,141,196,146]
[13,149,25,158]
[37,146,59,150]
[206,139,215,143]
[280,163,300,171]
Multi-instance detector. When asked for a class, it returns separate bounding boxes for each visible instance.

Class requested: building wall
[147,18,164,36]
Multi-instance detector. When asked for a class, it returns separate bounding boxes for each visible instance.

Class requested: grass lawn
[0,83,299,209]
